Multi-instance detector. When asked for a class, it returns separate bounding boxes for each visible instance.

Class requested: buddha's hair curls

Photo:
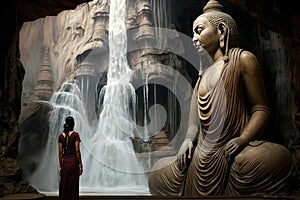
[197,0,239,48]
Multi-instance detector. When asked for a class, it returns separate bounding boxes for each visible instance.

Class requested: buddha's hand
[177,138,193,170]
[224,137,247,161]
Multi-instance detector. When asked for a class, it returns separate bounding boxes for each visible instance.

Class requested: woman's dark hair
[63,123,70,134]
[65,116,75,130]
[63,116,75,146]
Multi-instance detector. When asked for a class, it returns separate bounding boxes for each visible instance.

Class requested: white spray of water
[82,0,148,191]
[27,82,91,192]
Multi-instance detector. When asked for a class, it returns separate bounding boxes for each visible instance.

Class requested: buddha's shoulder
[237,49,261,73]
[240,50,257,60]
[230,48,255,58]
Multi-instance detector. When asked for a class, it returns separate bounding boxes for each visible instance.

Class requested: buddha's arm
[177,79,200,168]
[185,79,201,141]
[240,50,270,143]
[224,51,270,157]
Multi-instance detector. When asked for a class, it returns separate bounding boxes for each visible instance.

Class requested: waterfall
[150,0,172,48]
[150,0,172,29]
[27,82,91,192]
[28,0,149,195]
[81,0,148,192]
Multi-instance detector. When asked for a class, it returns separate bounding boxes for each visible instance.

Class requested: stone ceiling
[15,0,300,44]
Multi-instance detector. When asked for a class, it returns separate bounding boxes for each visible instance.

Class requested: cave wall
[230,0,300,151]
[0,0,92,195]
[0,0,299,195]
[228,0,300,132]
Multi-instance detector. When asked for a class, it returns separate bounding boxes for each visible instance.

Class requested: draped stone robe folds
[148,48,295,196]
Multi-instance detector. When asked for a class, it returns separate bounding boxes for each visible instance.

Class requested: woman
[148,0,295,196]
[58,116,83,200]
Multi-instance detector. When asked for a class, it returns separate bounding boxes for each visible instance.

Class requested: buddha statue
[148,0,296,196]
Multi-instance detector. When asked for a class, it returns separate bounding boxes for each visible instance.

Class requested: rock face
[0,0,92,195]
[0,0,299,196]
[18,0,190,149]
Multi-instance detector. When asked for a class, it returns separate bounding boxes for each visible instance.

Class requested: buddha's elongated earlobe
[220,36,224,49]
[218,22,229,62]
[224,28,229,62]
[218,23,225,49]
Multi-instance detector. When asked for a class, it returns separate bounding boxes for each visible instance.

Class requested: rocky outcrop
[0,0,92,195]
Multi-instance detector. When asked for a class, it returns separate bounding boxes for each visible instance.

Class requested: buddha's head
[193,0,239,59]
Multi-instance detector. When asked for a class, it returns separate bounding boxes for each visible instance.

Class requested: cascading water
[28,0,149,195]
[150,0,172,48]
[27,82,92,192]
[81,0,149,191]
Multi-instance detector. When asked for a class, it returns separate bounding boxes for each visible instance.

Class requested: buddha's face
[192,16,219,56]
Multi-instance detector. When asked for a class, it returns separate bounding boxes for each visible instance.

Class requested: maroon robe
[58,131,81,200]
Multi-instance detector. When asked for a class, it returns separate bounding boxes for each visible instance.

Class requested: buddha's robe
[148,48,295,196]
